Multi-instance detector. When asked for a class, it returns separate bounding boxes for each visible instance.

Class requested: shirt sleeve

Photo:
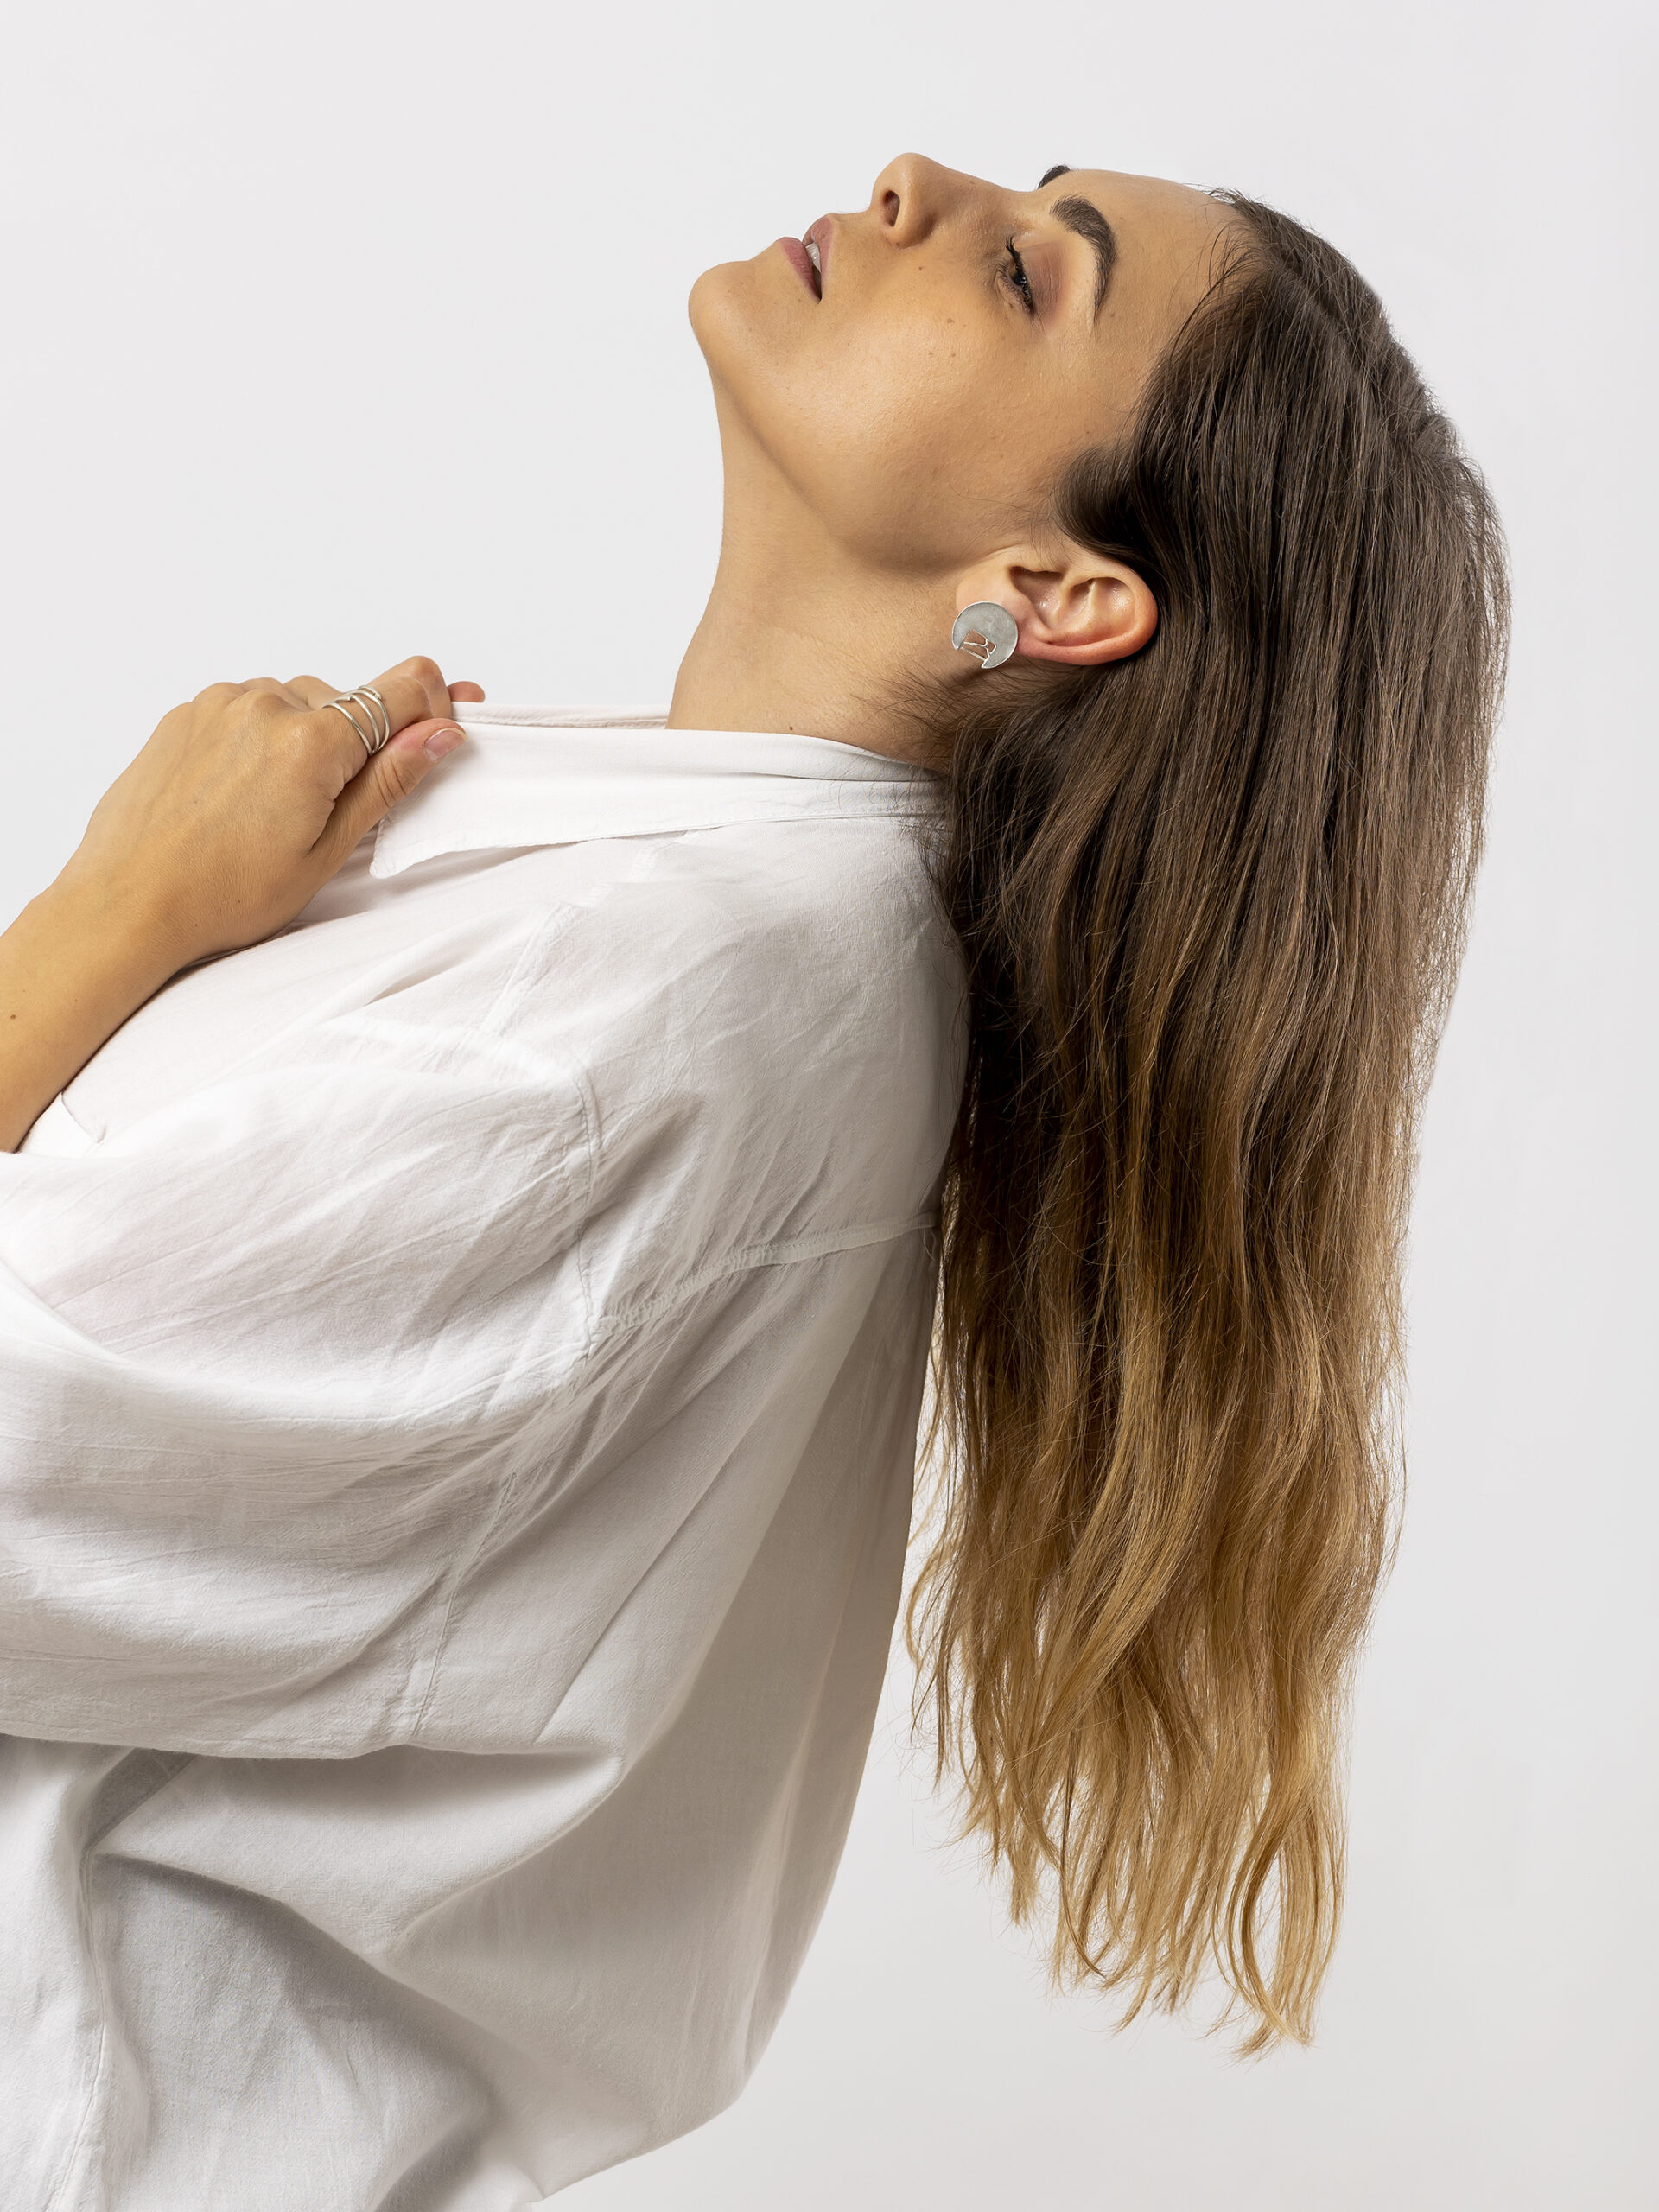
[0,908,600,1757]
[0,823,959,1763]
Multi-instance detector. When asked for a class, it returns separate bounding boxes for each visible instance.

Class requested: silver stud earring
[951,601,1019,671]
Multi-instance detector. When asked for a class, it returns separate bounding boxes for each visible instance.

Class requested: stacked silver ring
[325,685,393,756]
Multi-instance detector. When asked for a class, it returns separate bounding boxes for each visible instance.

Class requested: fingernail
[424,726,466,760]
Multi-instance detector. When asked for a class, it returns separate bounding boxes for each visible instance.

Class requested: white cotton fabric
[0,708,963,2209]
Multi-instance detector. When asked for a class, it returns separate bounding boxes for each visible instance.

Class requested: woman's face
[690,155,1236,578]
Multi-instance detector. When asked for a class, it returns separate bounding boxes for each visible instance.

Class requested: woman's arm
[0,880,185,1153]
[0,658,478,1151]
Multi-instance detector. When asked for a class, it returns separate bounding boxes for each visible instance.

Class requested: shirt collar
[371,705,941,880]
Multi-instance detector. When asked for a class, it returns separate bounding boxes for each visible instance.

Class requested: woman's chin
[687,259,747,352]
[687,251,804,372]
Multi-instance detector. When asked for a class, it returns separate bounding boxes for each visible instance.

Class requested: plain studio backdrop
[1,3,1652,2205]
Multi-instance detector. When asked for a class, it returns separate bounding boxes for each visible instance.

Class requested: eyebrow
[1052,192,1118,319]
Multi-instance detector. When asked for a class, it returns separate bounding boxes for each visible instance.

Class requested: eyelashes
[1002,234,1036,315]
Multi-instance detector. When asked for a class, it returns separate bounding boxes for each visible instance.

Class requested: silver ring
[325,686,392,756]
[356,686,392,748]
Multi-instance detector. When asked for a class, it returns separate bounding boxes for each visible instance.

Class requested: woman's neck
[666,440,945,764]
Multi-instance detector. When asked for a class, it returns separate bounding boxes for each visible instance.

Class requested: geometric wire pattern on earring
[950,601,1020,671]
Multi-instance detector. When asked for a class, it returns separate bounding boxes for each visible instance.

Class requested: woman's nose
[869,153,955,246]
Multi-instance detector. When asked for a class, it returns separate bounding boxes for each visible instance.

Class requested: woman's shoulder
[644,809,947,964]
[555,815,963,1240]
[568,812,958,1056]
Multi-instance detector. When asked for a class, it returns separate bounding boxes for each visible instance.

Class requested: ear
[956,543,1158,667]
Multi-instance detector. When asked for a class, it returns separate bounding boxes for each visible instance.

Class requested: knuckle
[403,654,442,689]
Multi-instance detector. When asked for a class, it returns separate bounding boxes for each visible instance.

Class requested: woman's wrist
[0,875,184,1152]
[43,853,200,984]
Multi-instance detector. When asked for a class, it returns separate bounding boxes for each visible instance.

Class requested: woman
[0,156,1505,2208]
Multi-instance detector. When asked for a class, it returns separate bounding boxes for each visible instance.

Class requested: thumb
[317,721,467,863]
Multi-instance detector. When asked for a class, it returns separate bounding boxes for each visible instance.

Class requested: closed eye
[1002,235,1036,315]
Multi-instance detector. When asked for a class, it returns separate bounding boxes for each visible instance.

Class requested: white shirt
[0,708,963,2209]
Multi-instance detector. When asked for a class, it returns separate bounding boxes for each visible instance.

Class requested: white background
[1,3,1652,2205]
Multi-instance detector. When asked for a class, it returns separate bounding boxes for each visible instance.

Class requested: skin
[672,154,1236,753]
[0,664,480,1150]
[0,156,1233,1151]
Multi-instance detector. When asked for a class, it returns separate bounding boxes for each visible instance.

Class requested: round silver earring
[950,601,1019,671]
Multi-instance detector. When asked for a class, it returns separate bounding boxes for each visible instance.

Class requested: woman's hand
[60,656,481,969]
[0,655,481,1151]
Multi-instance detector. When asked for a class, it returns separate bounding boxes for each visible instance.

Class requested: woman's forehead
[1037,167,1241,337]
[1035,166,1230,245]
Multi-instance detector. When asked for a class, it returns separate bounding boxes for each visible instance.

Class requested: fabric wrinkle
[0,708,963,2210]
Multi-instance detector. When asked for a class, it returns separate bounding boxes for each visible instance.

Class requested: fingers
[361,655,457,734]
[314,715,468,868]
[291,656,473,787]
[358,659,484,723]
[283,671,483,710]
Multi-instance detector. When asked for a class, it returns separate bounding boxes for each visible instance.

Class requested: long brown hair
[909,194,1509,2050]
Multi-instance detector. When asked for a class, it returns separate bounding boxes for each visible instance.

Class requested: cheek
[699,266,1040,571]
[793,327,997,564]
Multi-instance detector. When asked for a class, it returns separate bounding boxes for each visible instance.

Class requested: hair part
[908,193,1509,2050]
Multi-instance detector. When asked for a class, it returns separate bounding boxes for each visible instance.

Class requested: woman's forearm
[0,881,177,1152]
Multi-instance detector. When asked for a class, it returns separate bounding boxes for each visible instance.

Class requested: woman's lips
[776,236,820,297]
